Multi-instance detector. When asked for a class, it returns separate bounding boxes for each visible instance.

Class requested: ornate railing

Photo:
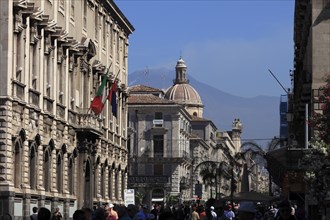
[76,108,103,135]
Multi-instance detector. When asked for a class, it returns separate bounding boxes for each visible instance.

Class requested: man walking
[30,207,38,220]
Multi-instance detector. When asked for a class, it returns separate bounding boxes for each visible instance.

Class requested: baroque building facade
[0,0,133,218]
[127,58,243,205]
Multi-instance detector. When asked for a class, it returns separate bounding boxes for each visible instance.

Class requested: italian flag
[90,75,108,115]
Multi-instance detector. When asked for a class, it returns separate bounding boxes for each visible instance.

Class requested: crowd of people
[30,199,304,220]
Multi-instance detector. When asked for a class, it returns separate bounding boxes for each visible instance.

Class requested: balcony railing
[76,108,103,136]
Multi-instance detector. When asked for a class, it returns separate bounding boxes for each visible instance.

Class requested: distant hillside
[128,68,280,147]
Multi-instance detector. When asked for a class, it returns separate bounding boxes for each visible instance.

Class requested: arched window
[14,141,22,188]
[115,169,119,199]
[43,150,51,192]
[108,166,113,199]
[100,165,105,197]
[29,144,37,189]
[94,157,100,197]
[121,169,126,199]
[56,153,63,193]
[68,157,74,195]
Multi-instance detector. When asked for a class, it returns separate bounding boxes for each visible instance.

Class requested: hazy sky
[115,0,294,98]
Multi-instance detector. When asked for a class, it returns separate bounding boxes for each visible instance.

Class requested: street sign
[124,189,135,206]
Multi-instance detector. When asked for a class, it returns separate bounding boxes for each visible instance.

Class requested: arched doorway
[152,189,164,204]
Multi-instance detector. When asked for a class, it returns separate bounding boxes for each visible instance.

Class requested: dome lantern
[165,57,204,117]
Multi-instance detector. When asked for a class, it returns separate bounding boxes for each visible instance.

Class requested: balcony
[150,119,167,135]
[76,108,103,139]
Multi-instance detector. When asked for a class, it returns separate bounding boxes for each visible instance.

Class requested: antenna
[144,66,149,83]
[268,69,289,94]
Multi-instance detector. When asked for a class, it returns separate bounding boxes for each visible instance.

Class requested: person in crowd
[82,208,93,220]
[198,206,207,220]
[127,204,138,220]
[210,206,217,220]
[117,205,131,220]
[295,201,306,220]
[158,211,175,220]
[224,204,235,220]
[30,207,38,220]
[174,204,185,220]
[151,204,160,220]
[183,205,190,220]
[263,206,276,220]
[216,206,228,220]
[38,207,52,220]
[93,207,107,220]
[134,204,155,220]
[276,200,296,220]
[107,204,119,220]
[73,210,86,220]
[53,208,63,220]
[237,201,256,220]
[191,206,200,220]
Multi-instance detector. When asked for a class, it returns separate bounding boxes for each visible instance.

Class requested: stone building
[127,58,243,204]
[127,85,193,204]
[0,0,133,218]
[266,0,330,218]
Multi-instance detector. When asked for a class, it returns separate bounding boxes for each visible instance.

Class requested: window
[16,31,24,82]
[115,170,119,199]
[110,26,113,53]
[116,32,119,60]
[45,51,52,97]
[102,16,106,48]
[95,7,98,38]
[83,0,87,29]
[56,154,63,193]
[100,166,105,196]
[108,168,113,199]
[154,164,163,176]
[31,43,38,90]
[57,58,65,104]
[68,157,74,194]
[155,112,163,119]
[94,164,98,197]
[121,171,126,199]
[70,0,75,20]
[154,112,163,127]
[29,145,37,189]
[44,151,51,192]
[153,135,164,157]
[14,142,21,188]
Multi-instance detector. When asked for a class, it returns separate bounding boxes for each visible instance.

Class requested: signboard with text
[195,184,203,197]
[124,189,135,206]
[128,176,169,184]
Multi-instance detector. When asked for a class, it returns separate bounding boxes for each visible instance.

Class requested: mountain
[128,68,280,146]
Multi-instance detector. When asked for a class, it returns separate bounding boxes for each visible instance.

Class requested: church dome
[165,83,202,106]
[164,57,204,117]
